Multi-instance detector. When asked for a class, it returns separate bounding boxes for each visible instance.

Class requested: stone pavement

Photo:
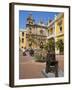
[19,50,64,79]
[19,50,46,79]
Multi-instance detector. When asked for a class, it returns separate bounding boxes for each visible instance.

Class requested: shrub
[34,54,46,62]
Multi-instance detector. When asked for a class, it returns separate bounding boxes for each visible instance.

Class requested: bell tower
[26,13,35,25]
[26,13,35,34]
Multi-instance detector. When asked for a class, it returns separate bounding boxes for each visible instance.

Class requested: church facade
[19,13,64,54]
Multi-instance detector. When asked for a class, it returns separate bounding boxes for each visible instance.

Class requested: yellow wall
[48,27,53,35]
[56,35,64,40]
[47,14,64,54]
[55,15,64,36]
[55,14,64,42]
[19,31,26,49]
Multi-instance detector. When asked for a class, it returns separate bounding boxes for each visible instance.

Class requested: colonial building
[47,13,64,54]
[19,13,64,54]
[19,29,27,49]
[19,14,47,49]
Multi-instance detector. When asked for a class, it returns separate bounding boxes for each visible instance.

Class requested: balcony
[47,32,55,39]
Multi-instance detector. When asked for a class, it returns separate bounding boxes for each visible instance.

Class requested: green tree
[43,42,48,50]
[56,39,64,54]
[44,39,55,53]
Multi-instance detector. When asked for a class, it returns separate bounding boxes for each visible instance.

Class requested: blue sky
[19,10,59,31]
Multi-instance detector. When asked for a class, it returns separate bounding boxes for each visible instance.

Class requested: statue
[45,49,58,77]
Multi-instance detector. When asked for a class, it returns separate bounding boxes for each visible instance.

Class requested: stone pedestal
[41,69,64,78]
